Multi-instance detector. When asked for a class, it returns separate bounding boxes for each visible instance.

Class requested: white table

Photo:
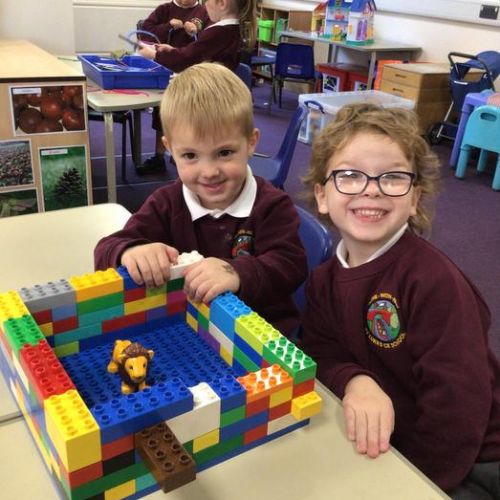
[0,381,449,500]
[280,31,421,90]
[0,203,131,421]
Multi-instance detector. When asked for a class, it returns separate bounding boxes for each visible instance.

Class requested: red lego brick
[124,288,146,302]
[243,423,267,445]
[102,310,147,333]
[135,422,196,493]
[32,309,52,325]
[60,458,103,488]
[292,378,315,398]
[269,400,291,421]
[102,434,135,461]
[52,316,78,334]
[246,396,270,417]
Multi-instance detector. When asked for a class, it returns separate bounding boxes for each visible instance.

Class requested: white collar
[207,19,239,28]
[173,0,200,8]
[182,166,256,220]
[336,223,409,268]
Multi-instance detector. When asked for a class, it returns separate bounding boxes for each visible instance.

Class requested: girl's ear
[314,182,329,215]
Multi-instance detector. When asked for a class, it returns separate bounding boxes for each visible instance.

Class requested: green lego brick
[233,345,260,373]
[76,292,124,315]
[220,405,245,428]
[54,341,79,358]
[235,312,281,355]
[3,315,45,357]
[146,284,167,296]
[166,278,184,292]
[193,434,244,466]
[183,440,193,455]
[198,312,209,331]
[136,471,157,491]
[264,335,317,384]
[52,323,102,346]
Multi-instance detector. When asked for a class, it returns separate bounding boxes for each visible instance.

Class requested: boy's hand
[137,42,157,60]
[121,243,179,288]
[169,18,183,30]
[183,21,198,36]
[183,258,240,303]
[342,375,395,458]
[155,43,173,53]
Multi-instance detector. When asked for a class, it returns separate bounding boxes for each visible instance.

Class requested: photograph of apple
[11,84,86,135]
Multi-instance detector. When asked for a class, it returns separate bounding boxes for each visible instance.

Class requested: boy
[138,0,210,175]
[94,63,306,337]
[301,103,500,497]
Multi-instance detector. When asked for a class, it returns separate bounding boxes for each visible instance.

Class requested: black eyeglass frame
[322,169,417,197]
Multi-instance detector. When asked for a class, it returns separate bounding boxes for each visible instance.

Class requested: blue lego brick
[231,358,248,377]
[51,302,77,321]
[116,266,139,290]
[209,293,251,342]
[186,301,198,319]
[209,374,246,412]
[18,279,75,312]
[233,334,263,368]
[146,305,168,322]
[220,409,269,441]
[197,419,310,472]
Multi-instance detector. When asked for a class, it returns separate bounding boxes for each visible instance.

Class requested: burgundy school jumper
[141,2,210,46]
[302,230,500,492]
[154,24,241,73]
[94,177,307,337]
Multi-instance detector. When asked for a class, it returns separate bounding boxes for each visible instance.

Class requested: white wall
[0,0,75,54]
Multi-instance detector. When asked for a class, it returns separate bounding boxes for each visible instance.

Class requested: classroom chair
[87,109,135,183]
[249,105,307,189]
[272,43,315,108]
[455,105,500,190]
[294,205,334,318]
[236,63,252,90]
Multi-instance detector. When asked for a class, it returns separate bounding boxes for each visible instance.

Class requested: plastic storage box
[258,19,274,42]
[78,54,172,89]
[298,90,414,144]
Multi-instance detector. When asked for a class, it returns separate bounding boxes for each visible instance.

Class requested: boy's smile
[314,131,420,266]
[164,123,259,210]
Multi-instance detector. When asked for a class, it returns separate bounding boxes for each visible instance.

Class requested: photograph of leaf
[0,140,34,188]
[0,189,38,218]
[39,145,88,211]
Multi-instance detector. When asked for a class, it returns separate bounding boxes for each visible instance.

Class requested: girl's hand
[170,18,183,30]
[155,43,173,53]
[183,257,240,303]
[137,42,157,60]
[184,21,198,36]
[342,375,395,458]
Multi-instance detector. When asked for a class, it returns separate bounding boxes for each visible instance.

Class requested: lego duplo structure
[0,251,322,499]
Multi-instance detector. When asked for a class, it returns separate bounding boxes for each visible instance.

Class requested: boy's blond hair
[303,103,441,234]
[160,63,254,142]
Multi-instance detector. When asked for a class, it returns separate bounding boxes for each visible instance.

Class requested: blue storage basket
[78,54,171,89]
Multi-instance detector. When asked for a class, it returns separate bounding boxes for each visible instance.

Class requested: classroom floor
[88,82,500,355]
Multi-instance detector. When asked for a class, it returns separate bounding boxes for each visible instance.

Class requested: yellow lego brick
[186,312,197,332]
[219,344,233,366]
[45,389,101,472]
[269,386,293,408]
[0,291,30,323]
[39,322,54,336]
[291,391,322,421]
[69,268,123,301]
[187,298,210,318]
[123,294,166,315]
[193,428,220,453]
[237,364,293,403]
[105,479,135,500]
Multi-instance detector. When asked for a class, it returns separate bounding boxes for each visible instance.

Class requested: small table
[279,31,421,90]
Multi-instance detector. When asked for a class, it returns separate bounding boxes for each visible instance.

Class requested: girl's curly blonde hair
[302,103,441,235]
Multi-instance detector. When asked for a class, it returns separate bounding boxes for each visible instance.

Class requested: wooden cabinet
[0,40,92,217]
[380,63,451,134]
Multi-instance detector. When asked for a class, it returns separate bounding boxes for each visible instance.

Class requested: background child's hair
[302,103,441,235]
[160,62,254,141]
[235,0,257,50]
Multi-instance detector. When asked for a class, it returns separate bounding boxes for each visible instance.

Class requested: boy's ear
[314,183,329,215]
[161,135,171,153]
[247,128,260,157]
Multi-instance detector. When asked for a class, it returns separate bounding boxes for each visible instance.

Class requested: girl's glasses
[322,169,416,197]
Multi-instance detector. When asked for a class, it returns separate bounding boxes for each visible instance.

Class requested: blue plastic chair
[294,205,334,314]
[272,43,315,108]
[249,105,307,189]
[236,63,252,90]
[455,105,500,190]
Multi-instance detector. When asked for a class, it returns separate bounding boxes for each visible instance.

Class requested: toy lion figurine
[107,340,154,394]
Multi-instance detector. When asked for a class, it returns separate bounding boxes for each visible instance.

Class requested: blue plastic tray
[78,54,171,89]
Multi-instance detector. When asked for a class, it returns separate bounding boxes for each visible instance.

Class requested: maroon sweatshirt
[141,2,210,47]
[302,230,500,492]
[154,23,241,73]
[94,177,307,336]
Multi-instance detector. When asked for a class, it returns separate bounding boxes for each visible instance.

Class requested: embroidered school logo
[365,293,406,349]
[231,229,255,257]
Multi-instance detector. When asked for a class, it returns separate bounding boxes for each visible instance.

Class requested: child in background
[94,63,306,338]
[301,103,500,497]
[139,0,256,74]
[137,0,210,175]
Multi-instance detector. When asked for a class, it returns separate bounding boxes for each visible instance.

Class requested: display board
[376,0,500,26]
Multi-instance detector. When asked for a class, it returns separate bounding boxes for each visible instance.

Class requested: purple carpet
[89,82,500,353]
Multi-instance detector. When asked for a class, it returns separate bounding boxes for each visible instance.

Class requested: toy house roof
[350,0,377,12]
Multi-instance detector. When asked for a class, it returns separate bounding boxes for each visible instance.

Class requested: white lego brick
[170,251,204,280]
[267,413,297,435]
[166,381,221,443]
[208,321,234,354]
[12,353,29,394]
